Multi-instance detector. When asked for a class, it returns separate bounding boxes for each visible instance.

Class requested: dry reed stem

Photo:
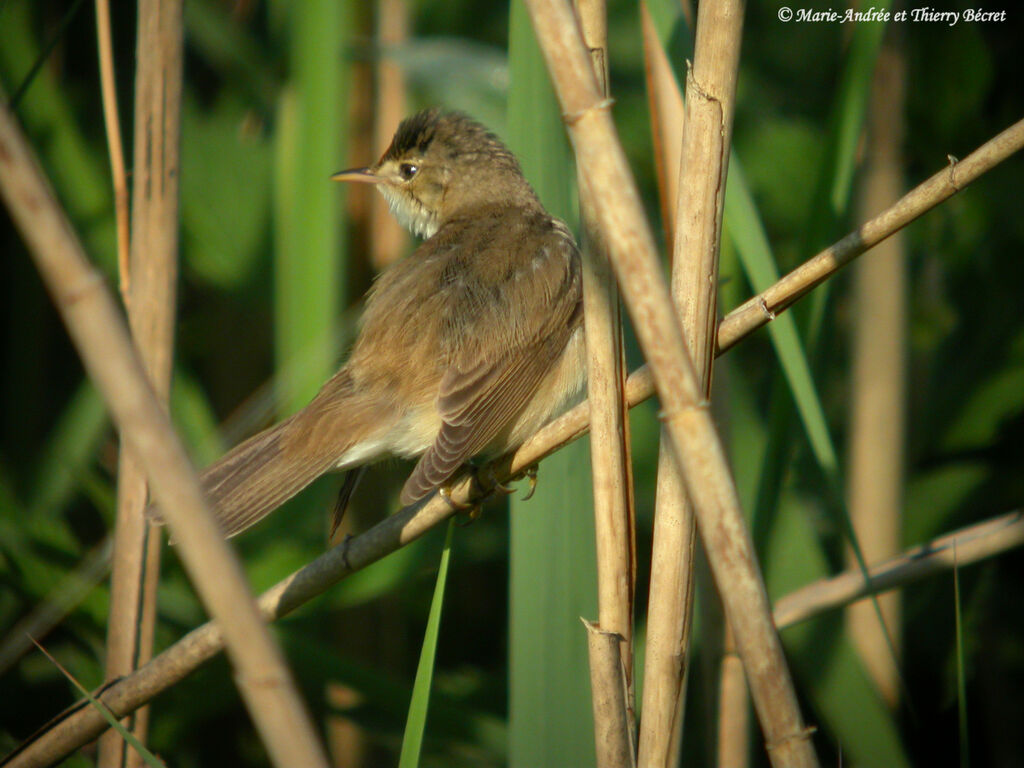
[0,100,329,768]
[640,0,744,763]
[846,43,907,708]
[640,1,685,251]
[717,623,749,768]
[575,0,637,732]
[370,0,410,269]
[638,0,720,765]
[94,0,130,297]
[20,479,1024,766]
[717,116,1024,354]
[0,538,112,676]
[775,510,1024,629]
[7,106,1023,768]
[523,1,817,765]
[99,2,181,763]
[672,6,750,765]
[583,620,636,768]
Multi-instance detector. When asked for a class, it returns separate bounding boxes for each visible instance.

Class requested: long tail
[152,369,373,538]
[197,414,342,538]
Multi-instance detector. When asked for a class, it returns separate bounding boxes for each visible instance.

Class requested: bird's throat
[377,185,439,240]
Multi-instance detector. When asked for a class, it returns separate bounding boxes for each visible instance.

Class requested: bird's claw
[439,484,474,511]
[520,465,539,500]
[439,484,482,525]
[483,465,516,495]
[437,462,539,525]
[484,463,539,500]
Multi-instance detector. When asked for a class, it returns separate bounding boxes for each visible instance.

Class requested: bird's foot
[437,463,541,525]
[520,465,539,500]
[482,464,516,496]
[439,484,482,525]
[482,463,539,500]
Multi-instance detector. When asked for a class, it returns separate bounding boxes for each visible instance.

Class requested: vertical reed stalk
[93,0,129,296]
[99,2,182,764]
[846,41,907,708]
[574,0,637,755]
[640,0,746,763]
[523,0,819,764]
[371,0,410,269]
[636,4,694,765]
[0,93,331,768]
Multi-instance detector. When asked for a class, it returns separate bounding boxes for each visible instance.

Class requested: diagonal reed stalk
[0,94,330,768]
[522,0,818,765]
[773,510,1024,630]
[5,103,1023,768]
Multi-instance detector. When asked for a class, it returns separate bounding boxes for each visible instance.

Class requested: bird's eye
[398,163,419,181]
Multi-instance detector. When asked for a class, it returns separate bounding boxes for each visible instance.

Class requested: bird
[181,108,586,539]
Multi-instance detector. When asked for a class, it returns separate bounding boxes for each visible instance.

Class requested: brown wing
[399,216,581,505]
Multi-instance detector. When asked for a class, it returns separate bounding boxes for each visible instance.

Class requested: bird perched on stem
[178,109,585,539]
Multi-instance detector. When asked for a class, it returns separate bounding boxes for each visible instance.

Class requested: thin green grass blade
[643,1,907,748]
[767,498,911,768]
[398,520,455,768]
[725,160,837,472]
[801,4,891,339]
[954,545,969,768]
[736,11,911,713]
[30,639,166,767]
[28,380,108,519]
[285,627,507,762]
[648,0,903,698]
[0,2,116,271]
[742,10,888,532]
[506,4,597,766]
[727,161,904,688]
[7,0,87,109]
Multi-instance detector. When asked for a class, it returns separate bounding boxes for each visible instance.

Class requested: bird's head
[333,109,539,239]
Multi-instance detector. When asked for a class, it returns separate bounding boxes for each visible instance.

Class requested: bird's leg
[329,467,366,541]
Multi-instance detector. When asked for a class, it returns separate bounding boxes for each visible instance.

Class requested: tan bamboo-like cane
[846,42,908,709]
[639,0,748,763]
[573,0,638,760]
[6,112,1023,768]
[0,96,330,768]
[523,0,819,765]
[99,1,180,764]
[370,0,410,269]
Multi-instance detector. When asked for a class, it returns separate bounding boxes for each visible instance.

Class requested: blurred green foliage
[1,0,1023,766]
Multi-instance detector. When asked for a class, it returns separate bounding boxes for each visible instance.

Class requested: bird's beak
[331,167,379,184]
